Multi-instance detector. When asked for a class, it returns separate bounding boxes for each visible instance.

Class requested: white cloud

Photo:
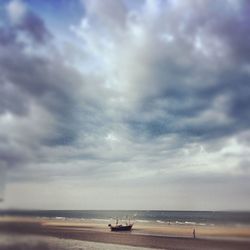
[6,0,27,24]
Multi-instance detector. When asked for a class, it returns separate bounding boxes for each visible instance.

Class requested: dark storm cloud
[0,27,16,46]
[17,11,52,44]
[0,136,30,166]
[0,3,88,171]
[1,0,51,45]
[1,49,82,147]
[211,1,250,62]
[120,1,250,144]
[0,40,78,121]
[0,6,53,117]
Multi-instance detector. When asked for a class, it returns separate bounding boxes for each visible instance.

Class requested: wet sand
[1,216,250,250]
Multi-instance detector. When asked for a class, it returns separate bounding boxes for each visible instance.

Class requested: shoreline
[1,216,250,249]
[2,215,250,239]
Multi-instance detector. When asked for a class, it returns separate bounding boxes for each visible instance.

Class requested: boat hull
[109,224,133,232]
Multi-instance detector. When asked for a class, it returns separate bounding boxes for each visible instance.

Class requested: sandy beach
[0,216,250,250]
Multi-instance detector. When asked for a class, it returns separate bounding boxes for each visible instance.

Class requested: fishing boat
[108,219,133,232]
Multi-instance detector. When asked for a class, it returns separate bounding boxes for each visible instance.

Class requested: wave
[156,220,165,224]
[90,218,110,222]
[174,221,209,226]
[175,221,195,225]
[55,217,66,220]
[175,221,185,225]
[136,219,150,223]
[198,223,207,226]
[185,221,196,225]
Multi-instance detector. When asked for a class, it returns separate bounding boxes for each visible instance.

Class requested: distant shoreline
[1,216,250,249]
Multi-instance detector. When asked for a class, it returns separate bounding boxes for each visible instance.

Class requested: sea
[1,210,250,227]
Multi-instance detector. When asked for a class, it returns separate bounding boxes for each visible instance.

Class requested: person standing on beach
[193,228,196,239]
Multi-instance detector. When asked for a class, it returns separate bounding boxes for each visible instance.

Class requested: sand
[0,216,250,250]
[0,233,158,250]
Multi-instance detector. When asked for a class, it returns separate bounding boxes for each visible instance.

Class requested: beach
[0,216,250,250]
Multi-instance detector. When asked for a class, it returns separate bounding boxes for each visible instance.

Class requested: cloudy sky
[0,0,250,210]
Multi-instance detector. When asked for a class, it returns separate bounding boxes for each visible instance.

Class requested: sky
[0,0,250,210]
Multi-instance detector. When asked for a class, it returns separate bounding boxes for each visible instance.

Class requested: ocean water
[1,210,250,227]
